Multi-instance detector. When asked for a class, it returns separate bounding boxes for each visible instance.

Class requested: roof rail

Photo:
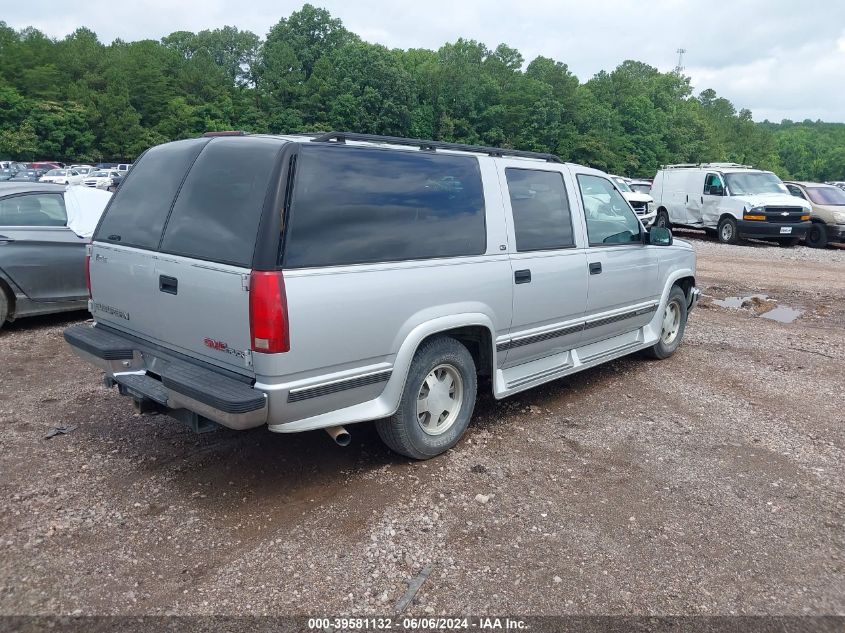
[311,131,563,163]
[661,162,756,170]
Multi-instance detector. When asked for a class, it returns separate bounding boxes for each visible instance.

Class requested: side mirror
[648,226,673,246]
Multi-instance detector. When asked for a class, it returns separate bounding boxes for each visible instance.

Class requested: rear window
[283,145,486,268]
[96,138,208,249]
[159,137,282,267]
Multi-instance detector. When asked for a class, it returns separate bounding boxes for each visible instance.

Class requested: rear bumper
[737,220,811,240]
[64,323,267,430]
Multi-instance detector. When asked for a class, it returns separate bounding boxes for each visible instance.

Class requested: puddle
[759,305,804,324]
[712,294,804,323]
[713,294,769,309]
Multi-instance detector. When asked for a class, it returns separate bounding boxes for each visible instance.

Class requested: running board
[577,339,642,364]
[497,329,646,397]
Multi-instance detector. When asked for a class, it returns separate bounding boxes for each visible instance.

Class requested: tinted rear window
[284,145,486,268]
[159,137,282,267]
[96,138,208,248]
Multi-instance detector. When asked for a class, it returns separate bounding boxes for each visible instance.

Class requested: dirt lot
[1,232,843,619]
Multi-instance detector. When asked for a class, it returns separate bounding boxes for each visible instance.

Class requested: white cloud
[4,0,845,122]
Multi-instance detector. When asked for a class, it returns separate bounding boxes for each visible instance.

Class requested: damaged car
[0,183,112,329]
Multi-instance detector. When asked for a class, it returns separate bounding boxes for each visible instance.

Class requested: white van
[650,163,812,245]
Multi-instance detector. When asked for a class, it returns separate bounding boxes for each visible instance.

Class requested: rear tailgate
[90,135,287,377]
[90,244,254,374]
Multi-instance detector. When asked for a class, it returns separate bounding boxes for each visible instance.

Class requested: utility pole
[674,48,686,75]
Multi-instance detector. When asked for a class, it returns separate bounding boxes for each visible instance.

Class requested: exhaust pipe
[325,425,351,447]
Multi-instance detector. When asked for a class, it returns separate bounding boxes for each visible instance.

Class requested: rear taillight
[249,271,289,353]
[84,245,92,299]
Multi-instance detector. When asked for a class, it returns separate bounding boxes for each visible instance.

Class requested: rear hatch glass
[159,137,283,266]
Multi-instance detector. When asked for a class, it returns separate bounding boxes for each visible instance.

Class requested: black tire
[376,336,477,460]
[805,223,828,248]
[655,209,671,229]
[0,289,8,330]
[645,286,688,360]
[777,237,799,247]
[717,216,739,244]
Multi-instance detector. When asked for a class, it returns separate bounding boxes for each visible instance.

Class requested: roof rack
[662,162,756,170]
[311,131,563,163]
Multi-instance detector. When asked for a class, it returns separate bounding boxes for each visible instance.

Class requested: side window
[577,174,642,246]
[0,193,67,227]
[284,146,487,268]
[786,184,806,200]
[505,168,574,251]
[703,173,724,195]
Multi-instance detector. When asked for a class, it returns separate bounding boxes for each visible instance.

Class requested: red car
[31,161,62,170]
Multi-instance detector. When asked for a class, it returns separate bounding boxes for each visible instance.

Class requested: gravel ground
[0,232,843,619]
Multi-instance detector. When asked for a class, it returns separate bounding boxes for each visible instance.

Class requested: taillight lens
[249,271,289,353]
[84,245,92,299]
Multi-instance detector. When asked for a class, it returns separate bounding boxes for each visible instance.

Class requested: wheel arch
[0,274,16,322]
[388,313,498,411]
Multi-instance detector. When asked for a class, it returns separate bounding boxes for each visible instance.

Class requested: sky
[5,0,845,123]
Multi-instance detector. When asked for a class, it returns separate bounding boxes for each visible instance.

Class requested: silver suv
[65,132,699,459]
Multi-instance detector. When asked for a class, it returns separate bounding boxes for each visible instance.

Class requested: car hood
[732,192,811,211]
[622,191,653,203]
[812,203,845,214]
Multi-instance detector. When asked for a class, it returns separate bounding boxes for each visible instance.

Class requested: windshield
[806,186,845,206]
[724,171,788,196]
[92,170,110,177]
[611,176,632,193]
[629,183,651,193]
[47,169,65,176]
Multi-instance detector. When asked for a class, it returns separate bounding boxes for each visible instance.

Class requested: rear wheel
[376,336,477,460]
[655,209,671,229]
[806,223,828,248]
[645,286,688,360]
[717,216,739,244]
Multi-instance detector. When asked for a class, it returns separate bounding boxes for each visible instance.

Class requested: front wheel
[655,209,671,230]
[645,286,688,360]
[376,336,477,460]
[805,223,828,248]
[717,216,739,244]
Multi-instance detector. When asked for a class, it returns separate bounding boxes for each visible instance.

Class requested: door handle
[159,275,178,295]
[589,262,602,275]
[514,269,531,284]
